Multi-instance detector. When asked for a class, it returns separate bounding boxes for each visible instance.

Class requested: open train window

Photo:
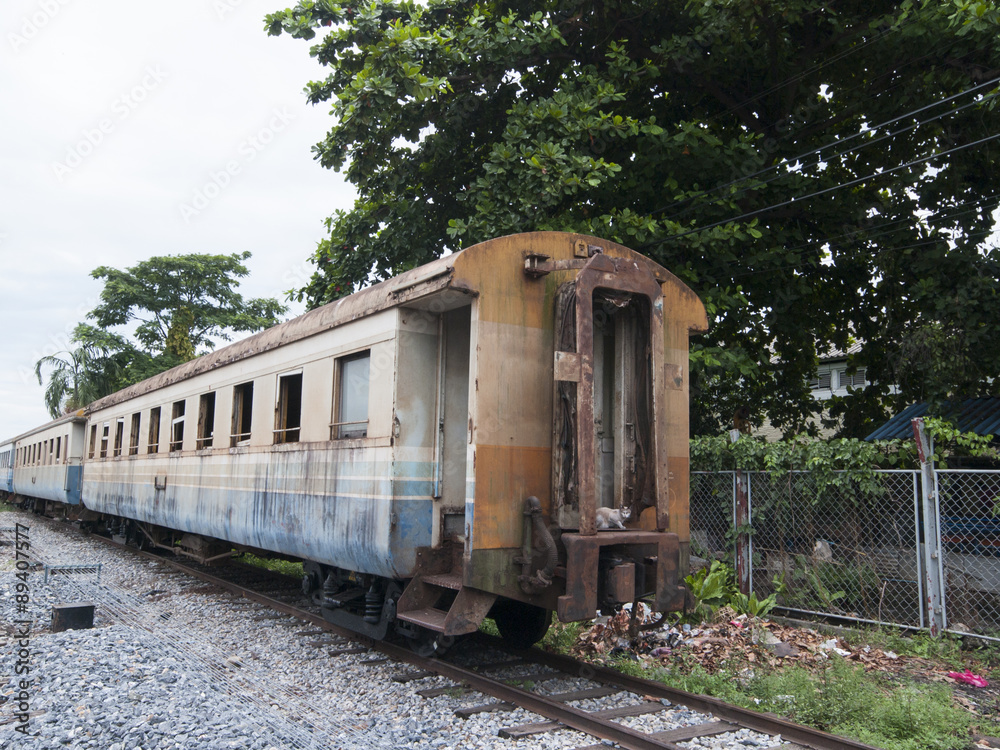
[274,371,302,444]
[113,418,125,457]
[148,407,161,453]
[197,392,216,449]
[100,424,110,458]
[231,381,254,446]
[89,425,97,459]
[56,436,61,463]
[170,400,185,452]
[129,413,141,455]
[333,351,370,439]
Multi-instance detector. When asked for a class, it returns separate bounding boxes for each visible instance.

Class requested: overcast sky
[1,0,355,439]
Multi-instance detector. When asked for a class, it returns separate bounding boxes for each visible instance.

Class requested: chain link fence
[937,470,1000,637]
[690,468,1000,640]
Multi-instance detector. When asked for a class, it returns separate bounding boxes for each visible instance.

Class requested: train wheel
[491,601,551,649]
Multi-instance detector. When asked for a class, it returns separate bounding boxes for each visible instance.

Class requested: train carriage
[1,440,14,494]
[49,232,707,646]
[10,412,87,509]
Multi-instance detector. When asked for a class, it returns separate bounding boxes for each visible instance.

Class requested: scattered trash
[949,670,989,688]
[570,605,919,676]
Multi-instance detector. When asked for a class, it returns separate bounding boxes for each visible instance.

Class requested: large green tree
[89,252,287,359]
[267,0,1000,436]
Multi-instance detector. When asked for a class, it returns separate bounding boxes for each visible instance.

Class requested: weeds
[240,553,304,579]
[540,620,584,653]
[641,655,973,750]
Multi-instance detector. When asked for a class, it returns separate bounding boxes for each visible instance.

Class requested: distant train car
[33,232,707,648]
[0,439,13,495]
[10,411,87,510]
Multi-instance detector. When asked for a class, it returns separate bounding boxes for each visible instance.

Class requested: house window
[809,371,832,390]
[170,401,186,452]
[231,382,254,447]
[334,352,370,439]
[100,424,110,458]
[113,418,125,457]
[197,392,216,449]
[274,372,302,444]
[129,413,141,455]
[848,368,868,388]
[148,407,161,454]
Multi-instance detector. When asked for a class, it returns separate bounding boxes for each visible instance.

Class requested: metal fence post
[912,418,946,637]
[731,430,751,595]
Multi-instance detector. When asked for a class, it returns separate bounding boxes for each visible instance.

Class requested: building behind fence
[690,466,1000,640]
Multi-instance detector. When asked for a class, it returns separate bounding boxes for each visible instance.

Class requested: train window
[89,425,98,459]
[170,401,185,452]
[56,437,61,463]
[148,407,161,454]
[113,418,125,457]
[274,372,302,444]
[197,392,216,449]
[129,413,141,455]
[100,424,110,458]
[231,382,254,447]
[334,351,370,439]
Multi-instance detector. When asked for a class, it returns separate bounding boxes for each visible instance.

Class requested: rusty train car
[3,232,707,648]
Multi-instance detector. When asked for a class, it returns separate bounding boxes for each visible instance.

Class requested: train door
[435,306,471,546]
[591,294,652,515]
[552,252,667,535]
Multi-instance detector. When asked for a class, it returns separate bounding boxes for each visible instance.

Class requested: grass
[610,654,977,750]
[240,553,304,579]
[535,617,1000,750]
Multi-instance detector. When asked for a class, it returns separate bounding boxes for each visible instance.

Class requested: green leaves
[89,252,287,357]
[271,0,1000,437]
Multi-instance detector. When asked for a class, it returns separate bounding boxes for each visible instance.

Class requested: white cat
[596,505,631,530]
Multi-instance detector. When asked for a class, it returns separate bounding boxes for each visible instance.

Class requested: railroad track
[16,514,882,750]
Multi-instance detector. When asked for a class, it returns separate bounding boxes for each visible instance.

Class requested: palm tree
[34,328,131,418]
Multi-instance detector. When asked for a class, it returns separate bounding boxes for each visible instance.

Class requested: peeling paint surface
[83,447,435,578]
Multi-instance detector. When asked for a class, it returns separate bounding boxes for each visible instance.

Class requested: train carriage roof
[6,410,87,444]
[88,232,705,413]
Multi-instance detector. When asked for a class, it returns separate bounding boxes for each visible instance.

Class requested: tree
[36,253,288,416]
[266,0,1000,437]
[88,252,287,361]
[34,325,134,418]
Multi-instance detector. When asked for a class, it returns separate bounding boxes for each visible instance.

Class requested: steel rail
[79,529,881,750]
[503,638,884,750]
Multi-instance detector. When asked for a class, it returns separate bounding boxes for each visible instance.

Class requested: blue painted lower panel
[82,446,435,579]
[12,465,83,505]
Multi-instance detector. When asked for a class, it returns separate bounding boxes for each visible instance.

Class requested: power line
[659,74,1000,222]
[648,130,1000,245]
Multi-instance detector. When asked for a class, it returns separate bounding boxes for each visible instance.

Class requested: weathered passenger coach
[30,232,707,646]
[9,412,87,508]
[0,440,14,494]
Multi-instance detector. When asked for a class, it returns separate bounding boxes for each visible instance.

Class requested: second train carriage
[56,232,707,645]
[1,440,14,495]
[9,412,87,509]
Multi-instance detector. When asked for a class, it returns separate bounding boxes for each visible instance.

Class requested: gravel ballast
[0,508,780,749]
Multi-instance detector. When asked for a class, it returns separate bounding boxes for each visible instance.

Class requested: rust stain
[472,445,551,549]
